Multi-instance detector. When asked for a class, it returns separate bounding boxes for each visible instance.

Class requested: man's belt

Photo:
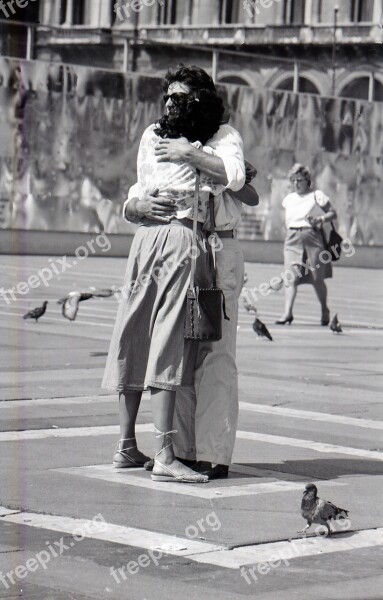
[207,230,235,238]
[289,227,313,231]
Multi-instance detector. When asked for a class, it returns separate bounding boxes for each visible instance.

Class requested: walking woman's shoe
[321,312,330,326]
[113,438,151,469]
[150,429,208,484]
[275,316,294,325]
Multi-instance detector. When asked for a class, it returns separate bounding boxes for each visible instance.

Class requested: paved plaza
[0,254,382,600]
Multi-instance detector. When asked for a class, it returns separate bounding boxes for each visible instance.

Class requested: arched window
[219,75,250,86]
[340,78,383,102]
[275,76,320,95]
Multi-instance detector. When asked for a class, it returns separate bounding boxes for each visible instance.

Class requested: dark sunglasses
[163,92,189,104]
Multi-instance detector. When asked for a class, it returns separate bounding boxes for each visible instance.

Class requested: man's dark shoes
[193,461,229,480]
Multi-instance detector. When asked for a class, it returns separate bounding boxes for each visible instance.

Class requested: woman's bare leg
[278,282,297,321]
[312,280,329,319]
[150,388,207,481]
[114,391,150,465]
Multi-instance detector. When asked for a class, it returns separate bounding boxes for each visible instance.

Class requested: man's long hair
[154,64,225,146]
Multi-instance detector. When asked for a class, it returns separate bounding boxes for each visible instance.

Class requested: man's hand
[124,190,177,223]
[155,138,190,162]
[245,160,257,183]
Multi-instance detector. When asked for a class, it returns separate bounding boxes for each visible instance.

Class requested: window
[219,75,250,86]
[59,0,67,24]
[276,76,320,95]
[157,0,177,25]
[110,1,117,25]
[340,77,383,102]
[0,0,40,22]
[219,0,241,24]
[283,0,305,24]
[350,0,374,22]
[73,0,86,25]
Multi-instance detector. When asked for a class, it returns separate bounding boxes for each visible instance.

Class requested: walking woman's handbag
[314,193,343,262]
[184,171,229,341]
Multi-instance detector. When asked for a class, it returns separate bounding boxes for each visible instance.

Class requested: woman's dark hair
[162,64,217,94]
[154,64,225,145]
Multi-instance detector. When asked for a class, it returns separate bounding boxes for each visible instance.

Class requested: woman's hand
[308,216,325,227]
[124,190,177,223]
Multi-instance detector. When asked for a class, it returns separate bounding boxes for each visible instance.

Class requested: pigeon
[58,292,93,321]
[58,288,119,321]
[299,483,349,536]
[243,272,248,285]
[330,314,342,333]
[253,317,273,341]
[23,301,48,322]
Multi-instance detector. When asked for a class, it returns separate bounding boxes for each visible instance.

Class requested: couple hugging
[102,64,258,483]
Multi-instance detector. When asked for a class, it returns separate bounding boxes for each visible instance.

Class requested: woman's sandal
[113,438,151,469]
[150,429,208,484]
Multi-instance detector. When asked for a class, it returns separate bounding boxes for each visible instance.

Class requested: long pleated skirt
[102,220,210,392]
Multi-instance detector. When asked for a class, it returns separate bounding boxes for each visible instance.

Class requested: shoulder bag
[184,173,229,341]
[314,192,343,262]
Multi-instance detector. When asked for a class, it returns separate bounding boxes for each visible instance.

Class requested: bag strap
[208,193,217,288]
[314,191,335,231]
[189,169,200,291]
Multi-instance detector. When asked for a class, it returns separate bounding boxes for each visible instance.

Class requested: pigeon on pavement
[23,301,48,322]
[253,317,273,341]
[330,314,342,333]
[299,483,349,536]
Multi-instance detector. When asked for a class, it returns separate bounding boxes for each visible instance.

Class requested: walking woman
[102,66,232,483]
[276,164,337,326]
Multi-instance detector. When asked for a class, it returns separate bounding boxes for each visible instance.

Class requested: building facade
[0,1,382,252]
[1,0,379,102]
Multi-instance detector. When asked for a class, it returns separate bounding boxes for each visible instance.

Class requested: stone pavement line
[0,395,116,407]
[54,465,346,500]
[1,368,105,386]
[0,509,226,557]
[236,431,383,461]
[2,396,381,432]
[1,425,383,461]
[239,402,383,430]
[187,528,383,569]
[1,507,382,572]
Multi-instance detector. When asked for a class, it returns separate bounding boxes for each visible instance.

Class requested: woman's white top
[282,190,329,229]
[128,124,225,223]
